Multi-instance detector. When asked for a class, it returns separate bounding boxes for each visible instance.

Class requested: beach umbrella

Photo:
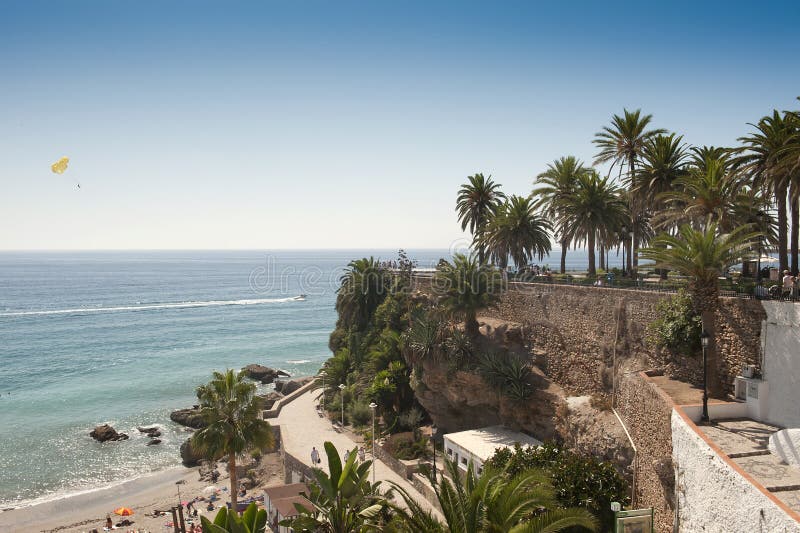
[113,507,134,516]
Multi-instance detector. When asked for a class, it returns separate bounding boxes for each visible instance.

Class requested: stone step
[702,423,770,457]
[772,489,800,514]
[733,454,800,492]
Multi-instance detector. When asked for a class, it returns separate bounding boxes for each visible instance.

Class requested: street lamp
[431,424,437,483]
[338,383,345,426]
[369,402,378,484]
[628,230,635,278]
[701,331,710,423]
[320,371,326,410]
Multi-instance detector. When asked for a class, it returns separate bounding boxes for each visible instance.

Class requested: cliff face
[413,358,564,440]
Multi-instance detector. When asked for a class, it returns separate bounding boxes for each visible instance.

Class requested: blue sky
[1,1,798,250]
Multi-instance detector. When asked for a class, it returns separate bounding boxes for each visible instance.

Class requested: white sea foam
[0,297,300,317]
[286,359,311,364]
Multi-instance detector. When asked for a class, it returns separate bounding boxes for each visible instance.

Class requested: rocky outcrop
[241,364,290,384]
[180,438,205,466]
[146,438,162,446]
[279,377,313,396]
[257,391,283,410]
[89,424,129,442]
[413,359,563,440]
[170,407,206,429]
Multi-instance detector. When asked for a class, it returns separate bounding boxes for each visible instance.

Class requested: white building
[442,425,541,474]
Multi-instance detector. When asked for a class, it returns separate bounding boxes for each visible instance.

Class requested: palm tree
[456,174,507,263]
[283,442,386,533]
[192,369,274,510]
[335,257,389,331]
[433,253,504,337]
[655,154,747,233]
[737,111,796,273]
[391,458,598,533]
[634,133,690,215]
[478,195,552,270]
[594,109,666,274]
[532,156,590,273]
[640,223,759,396]
[554,172,627,276]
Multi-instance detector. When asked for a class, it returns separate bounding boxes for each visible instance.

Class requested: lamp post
[620,227,626,277]
[629,230,635,279]
[369,402,378,484]
[431,424,437,483]
[701,331,710,423]
[320,371,326,410]
[338,383,345,426]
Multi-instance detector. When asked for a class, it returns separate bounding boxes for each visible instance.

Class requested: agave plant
[201,502,267,533]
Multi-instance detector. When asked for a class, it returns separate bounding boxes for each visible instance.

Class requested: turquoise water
[0,250,454,508]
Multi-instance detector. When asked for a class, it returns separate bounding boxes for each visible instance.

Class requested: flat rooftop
[443,425,541,462]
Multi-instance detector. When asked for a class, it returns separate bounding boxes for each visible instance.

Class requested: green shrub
[647,289,702,355]
[392,435,430,460]
[347,399,373,427]
[476,351,533,401]
[487,442,629,530]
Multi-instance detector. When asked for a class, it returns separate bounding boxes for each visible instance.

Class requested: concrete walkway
[273,385,442,519]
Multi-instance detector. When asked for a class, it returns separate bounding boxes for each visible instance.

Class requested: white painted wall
[761,302,800,428]
[443,437,483,473]
[672,410,800,532]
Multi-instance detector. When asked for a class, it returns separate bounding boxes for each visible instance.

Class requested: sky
[1,0,799,250]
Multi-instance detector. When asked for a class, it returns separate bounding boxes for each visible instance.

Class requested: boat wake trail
[0,297,301,317]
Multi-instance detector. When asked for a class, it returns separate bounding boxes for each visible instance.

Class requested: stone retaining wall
[264,378,319,419]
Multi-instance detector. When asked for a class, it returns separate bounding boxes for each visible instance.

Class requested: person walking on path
[358,446,366,463]
[311,446,320,465]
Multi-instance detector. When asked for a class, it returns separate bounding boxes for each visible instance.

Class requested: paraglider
[50,156,80,188]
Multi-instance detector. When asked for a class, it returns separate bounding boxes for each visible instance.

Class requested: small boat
[294,294,307,301]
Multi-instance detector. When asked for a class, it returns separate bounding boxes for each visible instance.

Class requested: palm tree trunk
[630,156,639,275]
[791,192,799,275]
[701,309,722,398]
[465,312,480,338]
[560,237,568,274]
[229,452,238,512]
[625,236,632,274]
[587,231,596,276]
[599,246,605,271]
[778,183,789,273]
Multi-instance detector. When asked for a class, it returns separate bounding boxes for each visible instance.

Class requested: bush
[476,351,533,401]
[347,400,373,427]
[647,289,702,355]
[487,442,629,530]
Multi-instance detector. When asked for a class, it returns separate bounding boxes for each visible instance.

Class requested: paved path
[273,384,442,518]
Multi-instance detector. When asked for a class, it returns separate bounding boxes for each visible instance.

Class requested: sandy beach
[0,467,217,533]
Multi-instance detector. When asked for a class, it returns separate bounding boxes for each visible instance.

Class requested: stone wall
[481,282,764,396]
[616,372,675,533]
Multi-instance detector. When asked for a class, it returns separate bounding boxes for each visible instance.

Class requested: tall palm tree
[479,195,552,270]
[594,109,666,274]
[283,442,386,533]
[641,224,759,396]
[456,174,507,263]
[390,459,598,533]
[634,133,690,215]
[192,369,274,510]
[655,154,747,232]
[335,257,389,331]
[433,253,504,337]
[737,111,796,273]
[554,172,627,276]
[532,156,590,273]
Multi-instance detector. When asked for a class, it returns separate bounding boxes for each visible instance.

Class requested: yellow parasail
[51,157,69,174]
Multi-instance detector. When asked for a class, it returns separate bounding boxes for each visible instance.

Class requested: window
[446,448,453,456]
[461,457,467,465]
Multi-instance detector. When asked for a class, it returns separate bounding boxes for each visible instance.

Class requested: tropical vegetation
[191,369,274,510]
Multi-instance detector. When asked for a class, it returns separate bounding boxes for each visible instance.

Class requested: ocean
[0,248,617,509]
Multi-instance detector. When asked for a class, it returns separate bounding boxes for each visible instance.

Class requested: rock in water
[280,378,312,396]
[170,408,206,429]
[137,426,162,438]
[257,391,283,410]
[146,438,162,446]
[241,364,290,384]
[89,424,129,442]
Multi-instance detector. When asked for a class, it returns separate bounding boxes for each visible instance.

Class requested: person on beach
[106,516,113,529]
[311,446,320,464]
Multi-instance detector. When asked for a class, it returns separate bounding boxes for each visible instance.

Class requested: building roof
[273,495,312,518]
[443,426,541,462]
[263,482,308,501]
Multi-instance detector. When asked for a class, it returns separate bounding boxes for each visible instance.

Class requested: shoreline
[0,466,209,533]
